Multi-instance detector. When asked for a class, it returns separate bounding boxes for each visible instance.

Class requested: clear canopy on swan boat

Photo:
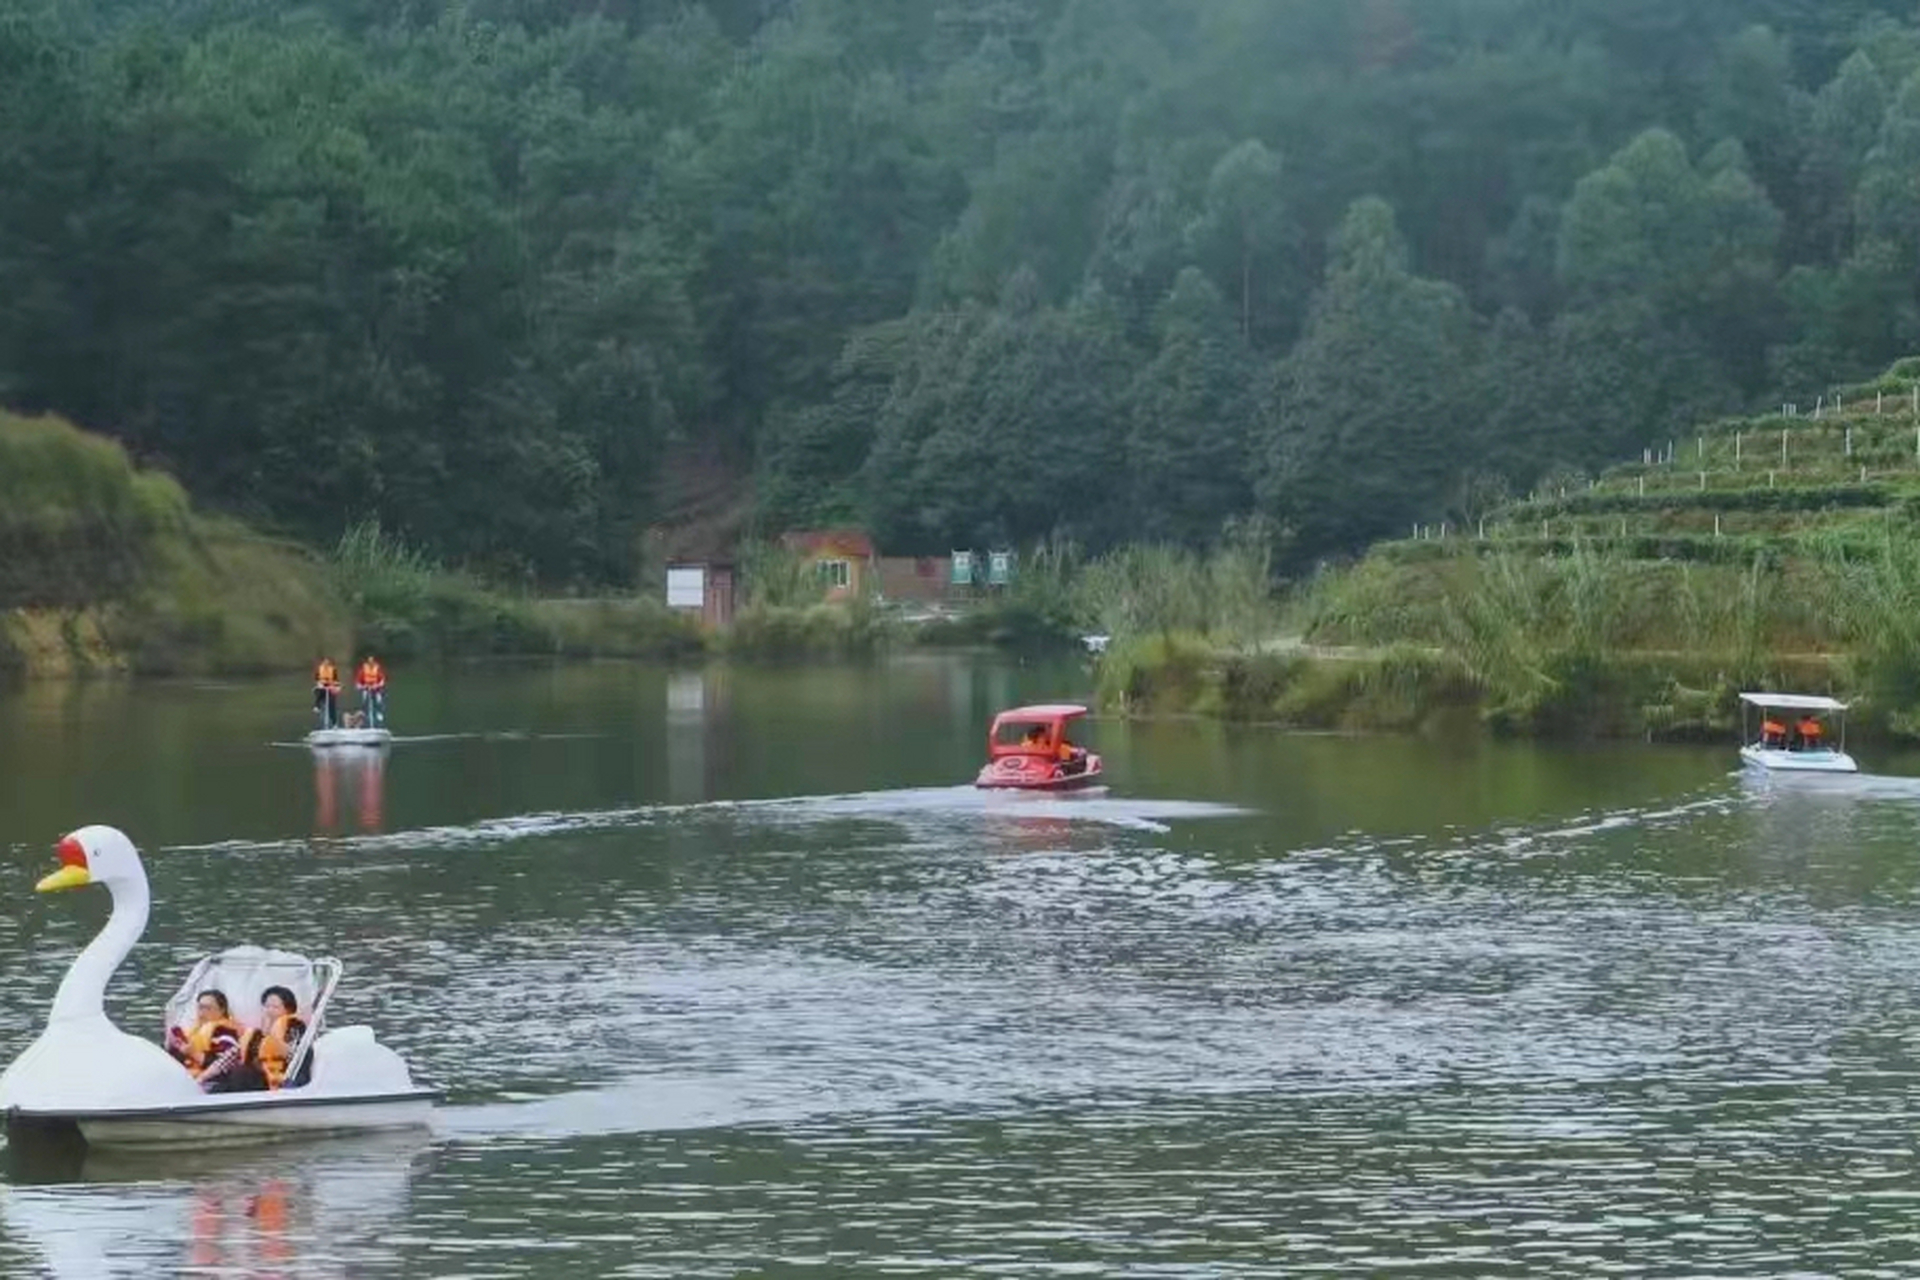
[0,826,436,1149]
[163,947,343,1084]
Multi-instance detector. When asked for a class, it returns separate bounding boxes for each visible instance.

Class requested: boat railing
[281,959,342,1090]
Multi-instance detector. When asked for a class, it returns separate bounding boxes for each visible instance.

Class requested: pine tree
[1125,269,1256,547]
[1256,199,1477,560]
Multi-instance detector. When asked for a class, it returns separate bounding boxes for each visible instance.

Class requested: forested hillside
[6,0,1920,581]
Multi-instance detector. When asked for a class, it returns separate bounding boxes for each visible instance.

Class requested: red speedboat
[974,704,1104,791]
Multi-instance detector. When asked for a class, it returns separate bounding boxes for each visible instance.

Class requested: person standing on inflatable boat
[355,654,387,729]
[312,656,341,730]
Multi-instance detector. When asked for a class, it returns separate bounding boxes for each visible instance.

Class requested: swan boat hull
[306,727,392,748]
[8,1086,438,1149]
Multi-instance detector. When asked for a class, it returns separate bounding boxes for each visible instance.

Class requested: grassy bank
[1068,359,1920,739]
[331,521,706,662]
[1095,360,1920,740]
[0,413,721,678]
[1095,545,1864,741]
[0,412,351,677]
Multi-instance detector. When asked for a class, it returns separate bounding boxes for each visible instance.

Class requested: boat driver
[1761,715,1786,748]
[167,989,267,1093]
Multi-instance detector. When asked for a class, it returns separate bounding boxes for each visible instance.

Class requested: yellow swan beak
[36,865,92,893]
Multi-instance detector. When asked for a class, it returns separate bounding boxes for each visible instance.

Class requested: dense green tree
[1124,269,1256,546]
[8,0,1920,579]
[1796,49,1888,260]
[1558,128,1783,387]
[1184,140,1295,348]
[862,276,1128,551]
[1256,199,1478,559]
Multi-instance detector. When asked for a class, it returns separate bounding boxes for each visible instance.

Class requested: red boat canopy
[995,704,1089,722]
[987,705,1090,757]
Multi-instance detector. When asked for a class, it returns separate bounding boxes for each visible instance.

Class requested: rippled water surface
[4,659,1920,1275]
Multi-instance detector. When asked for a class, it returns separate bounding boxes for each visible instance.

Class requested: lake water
[3,657,1920,1275]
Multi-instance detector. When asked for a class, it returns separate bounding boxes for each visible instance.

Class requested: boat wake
[268,731,607,749]
[167,788,1252,858]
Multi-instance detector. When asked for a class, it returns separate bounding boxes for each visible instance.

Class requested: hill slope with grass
[0,412,351,677]
[1100,360,1920,741]
[0,412,710,680]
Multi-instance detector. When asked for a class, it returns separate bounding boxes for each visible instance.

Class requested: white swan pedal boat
[0,826,436,1149]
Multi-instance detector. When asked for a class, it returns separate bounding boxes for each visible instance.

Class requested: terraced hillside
[1272,358,1920,740]
[1392,357,1920,564]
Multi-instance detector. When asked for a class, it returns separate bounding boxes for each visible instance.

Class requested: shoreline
[1088,638,1885,744]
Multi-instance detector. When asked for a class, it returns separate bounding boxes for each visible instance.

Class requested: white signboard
[666,566,705,609]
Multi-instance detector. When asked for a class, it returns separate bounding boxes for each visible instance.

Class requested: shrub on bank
[332,519,707,661]
[0,411,191,609]
[1096,632,1215,712]
[723,602,893,660]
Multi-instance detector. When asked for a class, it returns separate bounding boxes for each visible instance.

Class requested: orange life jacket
[245,1014,308,1089]
[356,659,385,692]
[1762,719,1785,740]
[314,659,339,691]
[1056,740,1076,761]
[178,1016,246,1080]
[1798,717,1823,741]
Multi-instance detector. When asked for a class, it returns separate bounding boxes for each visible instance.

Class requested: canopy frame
[1739,693,1848,755]
[163,947,342,1089]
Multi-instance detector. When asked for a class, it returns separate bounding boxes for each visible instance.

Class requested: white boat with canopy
[1737,692,1857,774]
[0,826,436,1149]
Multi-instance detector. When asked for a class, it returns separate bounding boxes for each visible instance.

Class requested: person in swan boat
[249,985,312,1090]
[166,989,266,1093]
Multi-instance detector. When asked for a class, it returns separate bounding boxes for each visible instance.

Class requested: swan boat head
[0,827,203,1113]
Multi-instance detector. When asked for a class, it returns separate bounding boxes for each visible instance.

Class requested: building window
[818,558,852,590]
[665,565,705,609]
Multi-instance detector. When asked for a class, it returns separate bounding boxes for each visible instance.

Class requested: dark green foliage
[1124,270,1256,546]
[1256,200,1478,559]
[9,0,1920,581]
